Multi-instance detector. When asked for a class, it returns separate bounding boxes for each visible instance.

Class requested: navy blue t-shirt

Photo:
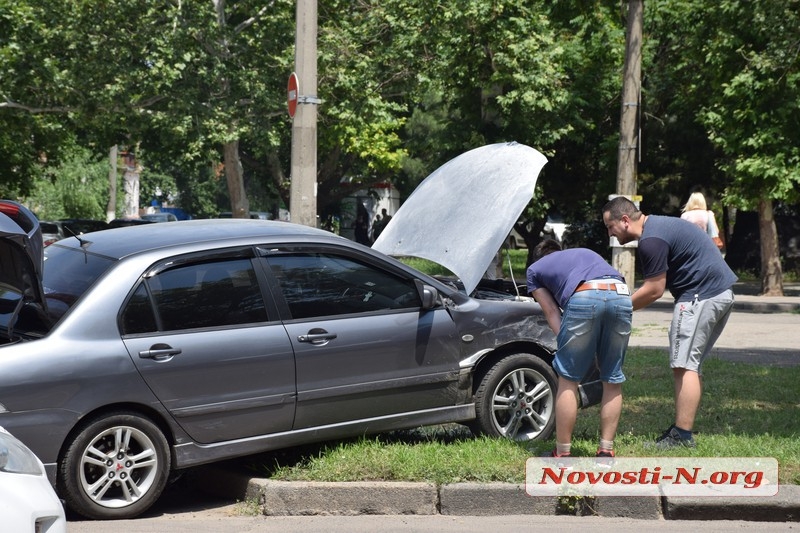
[638,215,737,302]
[526,248,624,308]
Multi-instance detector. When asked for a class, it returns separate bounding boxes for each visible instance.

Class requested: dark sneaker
[541,449,571,458]
[653,426,696,450]
[595,449,615,468]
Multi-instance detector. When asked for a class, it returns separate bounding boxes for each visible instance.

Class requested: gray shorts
[668,289,734,373]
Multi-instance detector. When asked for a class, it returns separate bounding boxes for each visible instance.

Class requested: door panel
[264,250,462,429]
[284,308,462,429]
[120,257,296,443]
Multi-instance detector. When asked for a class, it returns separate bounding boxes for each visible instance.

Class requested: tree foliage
[1,0,798,282]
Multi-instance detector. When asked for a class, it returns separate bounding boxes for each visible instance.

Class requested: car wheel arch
[469,342,555,391]
[56,406,177,520]
[56,403,179,477]
[467,344,557,443]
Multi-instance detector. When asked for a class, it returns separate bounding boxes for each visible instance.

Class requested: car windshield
[42,244,116,324]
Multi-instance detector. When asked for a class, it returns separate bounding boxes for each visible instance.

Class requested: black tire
[471,353,557,442]
[58,411,171,520]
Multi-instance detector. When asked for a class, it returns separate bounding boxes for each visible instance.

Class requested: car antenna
[62,224,91,249]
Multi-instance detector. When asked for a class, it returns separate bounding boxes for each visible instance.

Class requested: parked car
[141,212,178,223]
[39,218,109,246]
[0,144,601,520]
[0,426,67,533]
[108,217,156,228]
[542,214,569,244]
[218,210,272,220]
[40,221,63,246]
[59,218,110,234]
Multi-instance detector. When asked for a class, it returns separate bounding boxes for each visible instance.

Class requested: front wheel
[471,353,557,442]
[58,411,171,520]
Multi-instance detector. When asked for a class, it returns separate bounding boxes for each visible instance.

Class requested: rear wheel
[472,353,557,442]
[58,411,171,520]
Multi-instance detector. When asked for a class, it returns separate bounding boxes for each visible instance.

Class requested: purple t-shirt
[526,248,624,308]
[638,215,737,302]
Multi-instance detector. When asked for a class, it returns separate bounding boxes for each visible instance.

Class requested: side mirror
[415,279,439,310]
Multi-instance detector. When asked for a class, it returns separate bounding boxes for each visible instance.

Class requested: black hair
[532,238,562,262]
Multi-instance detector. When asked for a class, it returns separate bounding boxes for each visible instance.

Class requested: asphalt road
[67,514,800,533]
[630,305,800,365]
[67,479,800,533]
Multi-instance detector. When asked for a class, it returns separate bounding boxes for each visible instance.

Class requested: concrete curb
[194,467,800,521]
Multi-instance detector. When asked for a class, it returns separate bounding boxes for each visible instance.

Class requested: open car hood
[0,201,47,322]
[373,142,547,294]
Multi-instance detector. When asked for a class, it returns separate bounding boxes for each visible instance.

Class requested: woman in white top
[680,192,722,248]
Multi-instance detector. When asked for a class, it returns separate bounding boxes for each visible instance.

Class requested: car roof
[51,219,339,259]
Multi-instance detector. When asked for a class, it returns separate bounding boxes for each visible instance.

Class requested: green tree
[27,146,109,220]
[647,0,800,294]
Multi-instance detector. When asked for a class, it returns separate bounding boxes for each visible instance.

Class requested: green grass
[243,348,799,485]
[399,249,530,282]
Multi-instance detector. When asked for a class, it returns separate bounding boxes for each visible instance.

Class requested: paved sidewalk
[649,280,800,313]
[194,279,800,522]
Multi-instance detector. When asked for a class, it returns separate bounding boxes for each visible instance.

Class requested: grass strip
[242,348,798,485]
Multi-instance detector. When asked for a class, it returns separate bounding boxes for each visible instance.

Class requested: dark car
[108,217,156,228]
[39,218,109,246]
[0,143,600,521]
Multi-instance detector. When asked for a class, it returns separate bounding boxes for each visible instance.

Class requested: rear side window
[43,244,116,323]
[121,258,268,334]
[266,252,421,319]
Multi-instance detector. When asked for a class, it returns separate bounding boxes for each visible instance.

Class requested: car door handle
[297,329,337,344]
[139,344,182,360]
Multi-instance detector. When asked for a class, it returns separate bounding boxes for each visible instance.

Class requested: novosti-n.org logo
[526,457,779,497]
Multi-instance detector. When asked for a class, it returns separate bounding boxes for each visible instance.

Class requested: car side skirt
[170,404,476,469]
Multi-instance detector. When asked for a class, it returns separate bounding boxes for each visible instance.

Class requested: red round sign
[287,72,299,118]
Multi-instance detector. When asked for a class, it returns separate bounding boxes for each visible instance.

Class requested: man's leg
[555,376,580,452]
[599,382,623,441]
[673,368,702,431]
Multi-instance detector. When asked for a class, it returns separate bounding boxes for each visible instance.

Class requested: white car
[0,426,66,533]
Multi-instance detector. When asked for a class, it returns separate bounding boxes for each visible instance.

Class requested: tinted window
[121,258,268,334]
[266,252,420,319]
[43,244,116,323]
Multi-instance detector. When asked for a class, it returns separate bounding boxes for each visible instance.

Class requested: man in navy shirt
[602,196,737,449]
[527,239,632,458]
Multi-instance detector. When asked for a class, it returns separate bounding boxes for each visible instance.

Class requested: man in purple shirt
[527,239,632,458]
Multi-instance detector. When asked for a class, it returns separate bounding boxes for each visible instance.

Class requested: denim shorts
[553,288,633,384]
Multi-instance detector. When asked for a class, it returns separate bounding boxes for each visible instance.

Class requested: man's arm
[631,272,667,310]
[532,287,562,335]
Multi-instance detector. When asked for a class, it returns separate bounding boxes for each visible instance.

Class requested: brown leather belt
[574,282,624,293]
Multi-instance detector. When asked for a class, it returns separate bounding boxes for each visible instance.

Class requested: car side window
[266,252,421,320]
[121,258,268,334]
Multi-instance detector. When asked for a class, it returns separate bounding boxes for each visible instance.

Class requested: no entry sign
[287,72,299,118]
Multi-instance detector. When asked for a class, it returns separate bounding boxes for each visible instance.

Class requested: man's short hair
[532,238,562,262]
[602,196,641,221]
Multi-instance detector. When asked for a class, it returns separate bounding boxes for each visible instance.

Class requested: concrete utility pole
[289,0,319,227]
[612,0,643,287]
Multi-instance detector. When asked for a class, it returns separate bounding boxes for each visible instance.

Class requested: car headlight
[0,428,44,475]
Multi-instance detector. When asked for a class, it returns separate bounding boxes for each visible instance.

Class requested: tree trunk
[107,145,117,222]
[758,198,783,296]
[224,140,249,218]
